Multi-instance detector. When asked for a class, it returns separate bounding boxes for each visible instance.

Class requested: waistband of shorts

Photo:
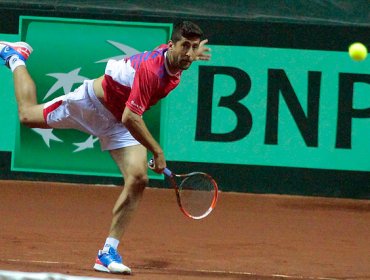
[85,80,118,123]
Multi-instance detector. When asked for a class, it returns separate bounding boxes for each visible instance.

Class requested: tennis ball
[348,42,368,61]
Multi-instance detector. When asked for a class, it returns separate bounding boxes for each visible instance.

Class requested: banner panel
[0,34,18,152]
[12,16,171,178]
[163,45,370,172]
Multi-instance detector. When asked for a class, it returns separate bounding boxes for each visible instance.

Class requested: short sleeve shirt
[102,44,181,121]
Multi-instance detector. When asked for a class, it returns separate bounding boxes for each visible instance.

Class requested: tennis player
[0,21,211,274]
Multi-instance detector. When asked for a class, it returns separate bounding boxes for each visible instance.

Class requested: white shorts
[43,79,140,151]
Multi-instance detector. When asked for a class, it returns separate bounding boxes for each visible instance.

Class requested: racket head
[170,172,219,220]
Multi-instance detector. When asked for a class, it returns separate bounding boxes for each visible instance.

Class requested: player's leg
[109,144,148,239]
[0,41,48,128]
[94,144,147,275]
[13,66,48,127]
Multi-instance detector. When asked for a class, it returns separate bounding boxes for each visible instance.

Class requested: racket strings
[179,173,216,218]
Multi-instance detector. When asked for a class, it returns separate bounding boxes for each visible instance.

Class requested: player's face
[169,36,200,70]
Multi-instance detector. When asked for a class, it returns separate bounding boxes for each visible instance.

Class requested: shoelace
[104,248,122,263]
[112,249,122,263]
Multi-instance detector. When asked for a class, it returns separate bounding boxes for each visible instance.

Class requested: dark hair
[171,21,204,42]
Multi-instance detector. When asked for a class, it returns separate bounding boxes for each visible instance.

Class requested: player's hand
[153,153,166,174]
[196,39,211,61]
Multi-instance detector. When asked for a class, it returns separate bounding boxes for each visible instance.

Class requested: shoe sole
[93,263,110,273]
[93,263,131,275]
[0,41,33,53]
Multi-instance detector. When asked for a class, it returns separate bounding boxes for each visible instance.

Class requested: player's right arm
[122,107,166,173]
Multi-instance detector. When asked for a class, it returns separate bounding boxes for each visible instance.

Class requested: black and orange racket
[148,159,219,220]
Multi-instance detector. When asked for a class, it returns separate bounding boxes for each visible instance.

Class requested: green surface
[163,45,370,172]
[11,16,171,178]
[0,34,19,152]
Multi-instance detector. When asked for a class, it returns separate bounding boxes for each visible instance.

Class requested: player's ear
[168,40,174,50]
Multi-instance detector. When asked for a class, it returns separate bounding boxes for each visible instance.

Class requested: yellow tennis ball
[348,42,368,61]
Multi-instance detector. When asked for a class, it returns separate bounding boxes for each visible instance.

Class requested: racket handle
[163,168,172,177]
[148,158,173,176]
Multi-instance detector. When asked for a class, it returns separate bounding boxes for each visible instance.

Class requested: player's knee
[18,106,46,128]
[113,174,147,214]
[18,109,34,127]
[130,173,148,194]
[124,172,148,199]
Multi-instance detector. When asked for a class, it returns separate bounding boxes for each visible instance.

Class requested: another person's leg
[94,144,148,275]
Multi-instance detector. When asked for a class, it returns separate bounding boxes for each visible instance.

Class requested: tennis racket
[148,159,219,220]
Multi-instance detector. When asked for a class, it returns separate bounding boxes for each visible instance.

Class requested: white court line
[1,260,342,280]
[140,266,341,280]
[197,269,340,280]
[271,273,339,280]
[1,259,75,265]
[0,270,122,280]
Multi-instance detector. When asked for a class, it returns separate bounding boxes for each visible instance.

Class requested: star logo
[95,40,140,63]
[31,128,63,147]
[44,68,89,100]
[33,39,140,154]
[73,136,99,153]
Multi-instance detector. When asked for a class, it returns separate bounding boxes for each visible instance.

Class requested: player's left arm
[196,39,211,61]
[124,68,166,173]
[122,107,165,173]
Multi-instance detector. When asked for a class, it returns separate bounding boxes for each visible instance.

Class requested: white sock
[103,237,119,250]
[8,55,25,72]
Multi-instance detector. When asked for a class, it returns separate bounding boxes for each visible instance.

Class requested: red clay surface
[0,180,369,280]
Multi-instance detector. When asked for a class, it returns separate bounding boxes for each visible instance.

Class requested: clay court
[0,180,369,280]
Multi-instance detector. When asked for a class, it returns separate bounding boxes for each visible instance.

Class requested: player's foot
[93,246,131,274]
[0,41,33,67]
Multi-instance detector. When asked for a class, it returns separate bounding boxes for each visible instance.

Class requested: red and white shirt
[102,44,182,121]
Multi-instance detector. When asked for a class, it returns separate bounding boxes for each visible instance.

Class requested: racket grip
[148,158,172,176]
[163,168,172,177]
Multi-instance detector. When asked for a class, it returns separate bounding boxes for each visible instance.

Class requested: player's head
[171,21,204,43]
[168,21,204,70]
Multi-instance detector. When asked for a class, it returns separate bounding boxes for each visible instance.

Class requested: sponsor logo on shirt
[130,100,145,112]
